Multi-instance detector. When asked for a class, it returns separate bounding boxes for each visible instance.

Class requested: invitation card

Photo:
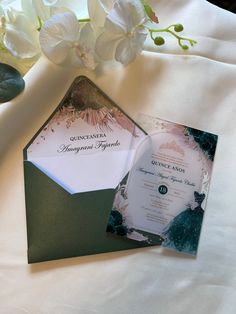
[107,114,218,256]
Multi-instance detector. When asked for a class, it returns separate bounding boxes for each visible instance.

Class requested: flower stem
[37,16,43,31]
[147,25,197,49]
[78,18,91,23]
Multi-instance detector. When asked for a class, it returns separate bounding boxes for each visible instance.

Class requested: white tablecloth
[1,0,236,313]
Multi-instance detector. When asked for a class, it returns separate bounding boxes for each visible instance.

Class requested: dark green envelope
[23,76,152,263]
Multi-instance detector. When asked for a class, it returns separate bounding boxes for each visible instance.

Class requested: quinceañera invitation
[107,114,218,256]
[26,77,146,194]
[24,76,218,262]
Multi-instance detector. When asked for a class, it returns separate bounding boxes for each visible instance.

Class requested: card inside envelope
[23,76,154,263]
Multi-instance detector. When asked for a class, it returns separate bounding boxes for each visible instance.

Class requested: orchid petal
[95,30,122,60]
[39,12,80,64]
[3,14,40,58]
[104,16,125,35]
[4,27,40,58]
[95,0,147,65]
[33,0,51,21]
[115,38,136,65]
[76,23,96,69]
[88,0,107,29]
[21,0,39,29]
[115,29,146,65]
[107,0,146,32]
[88,0,114,29]
[40,12,80,45]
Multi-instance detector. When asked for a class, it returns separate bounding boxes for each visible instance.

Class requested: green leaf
[141,0,159,23]
[0,63,25,103]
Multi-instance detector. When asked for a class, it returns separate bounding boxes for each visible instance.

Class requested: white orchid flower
[88,0,114,30]
[0,1,51,60]
[95,0,148,66]
[39,12,96,69]
[0,2,40,73]
[3,7,40,59]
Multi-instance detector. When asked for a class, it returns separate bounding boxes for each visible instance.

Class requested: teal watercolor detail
[106,209,128,236]
[162,192,205,255]
[106,173,129,236]
[186,127,218,161]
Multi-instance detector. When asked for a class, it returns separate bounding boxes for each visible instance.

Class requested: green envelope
[23,76,154,263]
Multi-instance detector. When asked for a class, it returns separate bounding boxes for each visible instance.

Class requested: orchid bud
[154,36,165,46]
[174,24,184,32]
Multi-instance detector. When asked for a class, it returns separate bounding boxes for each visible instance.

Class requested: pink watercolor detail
[35,105,138,145]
